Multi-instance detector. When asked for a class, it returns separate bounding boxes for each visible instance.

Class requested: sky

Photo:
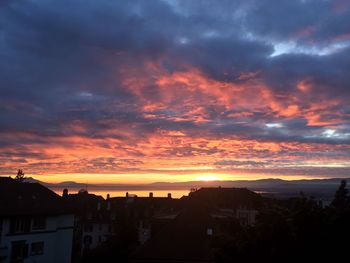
[1,0,350,183]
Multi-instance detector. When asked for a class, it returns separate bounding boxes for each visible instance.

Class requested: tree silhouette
[15,169,25,182]
[331,180,349,209]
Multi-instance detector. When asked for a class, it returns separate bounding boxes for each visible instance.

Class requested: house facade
[0,177,74,263]
[0,214,74,263]
[62,189,118,258]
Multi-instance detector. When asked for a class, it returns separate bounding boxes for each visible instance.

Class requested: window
[87,213,92,220]
[84,224,93,232]
[10,218,31,233]
[207,228,213,236]
[83,235,92,249]
[0,219,2,243]
[31,242,44,256]
[11,241,28,262]
[32,217,46,230]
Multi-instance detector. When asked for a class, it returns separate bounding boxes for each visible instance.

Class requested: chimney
[126,192,129,198]
[107,194,110,200]
[62,188,68,198]
[149,192,153,198]
[167,193,172,199]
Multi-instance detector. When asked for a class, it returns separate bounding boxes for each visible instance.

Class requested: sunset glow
[195,175,220,182]
[1,0,350,184]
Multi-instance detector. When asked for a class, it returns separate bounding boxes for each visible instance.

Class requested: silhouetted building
[0,177,74,263]
[61,189,117,259]
[131,187,262,263]
[131,200,215,263]
[109,193,183,245]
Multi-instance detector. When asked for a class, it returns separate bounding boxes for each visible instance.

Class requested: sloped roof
[63,191,112,222]
[0,177,72,216]
[189,187,263,209]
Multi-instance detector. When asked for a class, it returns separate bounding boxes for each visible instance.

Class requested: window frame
[32,216,46,230]
[30,241,44,256]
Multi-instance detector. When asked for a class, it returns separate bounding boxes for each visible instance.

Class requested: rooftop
[0,177,72,216]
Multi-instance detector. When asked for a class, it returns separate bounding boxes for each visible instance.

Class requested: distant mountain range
[19,176,349,200]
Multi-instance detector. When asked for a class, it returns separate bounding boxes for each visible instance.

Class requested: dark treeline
[213,180,350,262]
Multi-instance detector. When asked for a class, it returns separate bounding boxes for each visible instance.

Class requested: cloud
[0,0,350,178]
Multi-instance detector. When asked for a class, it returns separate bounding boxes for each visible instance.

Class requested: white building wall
[0,214,74,263]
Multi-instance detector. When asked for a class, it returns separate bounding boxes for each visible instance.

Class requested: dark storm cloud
[170,36,272,82]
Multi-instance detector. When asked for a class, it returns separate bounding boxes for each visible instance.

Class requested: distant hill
[20,177,89,189]
[10,176,349,200]
[148,177,346,190]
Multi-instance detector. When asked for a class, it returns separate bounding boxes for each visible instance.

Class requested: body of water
[52,188,191,199]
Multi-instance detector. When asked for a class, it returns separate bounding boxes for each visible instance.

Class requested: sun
[195,175,219,181]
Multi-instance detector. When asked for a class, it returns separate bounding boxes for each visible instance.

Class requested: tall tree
[331,180,349,208]
[15,169,25,182]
